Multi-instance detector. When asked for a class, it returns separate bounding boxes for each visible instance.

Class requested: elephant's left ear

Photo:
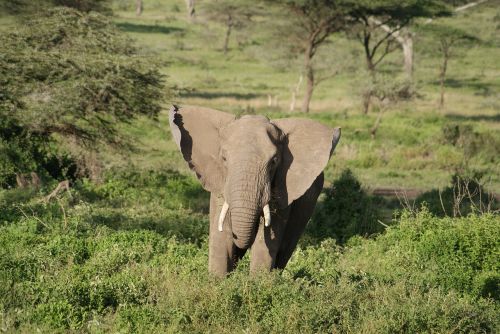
[169,105,235,193]
[272,118,340,208]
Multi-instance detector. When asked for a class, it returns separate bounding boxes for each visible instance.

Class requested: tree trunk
[363,91,372,114]
[363,64,375,115]
[301,44,314,113]
[362,30,376,114]
[289,74,303,112]
[223,15,233,55]
[185,0,195,21]
[439,53,448,108]
[402,33,413,80]
[16,173,29,188]
[370,108,384,139]
[301,66,314,113]
[135,0,142,16]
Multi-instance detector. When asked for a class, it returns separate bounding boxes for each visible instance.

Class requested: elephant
[168,105,341,277]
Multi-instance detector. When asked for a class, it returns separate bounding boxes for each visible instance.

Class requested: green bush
[0,181,498,332]
[441,123,500,159]
[338,209,500,300]
[0,7,165,185]
[0,0,112,15]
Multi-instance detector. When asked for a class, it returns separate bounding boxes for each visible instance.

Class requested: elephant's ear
[169,105,235,193]
[272,118,340,208]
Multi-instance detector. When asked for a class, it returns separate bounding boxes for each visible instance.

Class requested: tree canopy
[0,0,112,14]
[0,7,165,185]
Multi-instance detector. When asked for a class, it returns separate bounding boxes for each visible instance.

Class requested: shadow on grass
[179,90,261,100]
[302,169,391,246]
[116,22,183,34]
[445,113,500,122]
[89,210,208,244]
[431,77,498,96]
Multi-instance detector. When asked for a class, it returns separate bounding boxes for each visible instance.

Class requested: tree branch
[456,0,489,12]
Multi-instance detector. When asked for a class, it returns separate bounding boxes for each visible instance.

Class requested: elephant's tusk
[263,204,271,227]
[218,201,229,232]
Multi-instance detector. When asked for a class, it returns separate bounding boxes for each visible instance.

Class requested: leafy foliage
[0,0,112,15]
[0,7,165,184]
[0,174,498,332]
[340,209,500,300]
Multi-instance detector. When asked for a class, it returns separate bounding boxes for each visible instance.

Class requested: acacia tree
[136,0,143,16]
[201,0,258,55]
[419,23,476,108]
[185,0,195,20]
[0,0,112,14]
[348,0,450,113]
[0,8,165,185]
[267,0,351,113]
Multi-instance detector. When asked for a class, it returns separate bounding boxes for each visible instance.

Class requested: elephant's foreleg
[209,194,237,277]
[249,208,288,273]
[274,173,324,269]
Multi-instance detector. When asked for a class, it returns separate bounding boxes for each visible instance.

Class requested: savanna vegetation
[1,0,499,332]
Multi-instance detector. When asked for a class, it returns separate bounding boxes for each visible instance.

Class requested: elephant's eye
[271,155,279,165]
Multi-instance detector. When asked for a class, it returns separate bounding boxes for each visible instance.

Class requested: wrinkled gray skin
[169,105,341,277]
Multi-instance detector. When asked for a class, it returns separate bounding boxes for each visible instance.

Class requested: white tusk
[263,204,271,227]
[218,201,229,232]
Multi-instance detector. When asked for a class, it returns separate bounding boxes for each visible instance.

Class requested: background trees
[267,0,352,113]
[417,22,477,108]
[348,0,451,113]
[201,0,259,55]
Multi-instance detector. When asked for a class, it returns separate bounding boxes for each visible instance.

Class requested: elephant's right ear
[169,105,235,193]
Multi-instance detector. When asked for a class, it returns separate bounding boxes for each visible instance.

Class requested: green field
[1,0,499,332]
[106,0,500,192]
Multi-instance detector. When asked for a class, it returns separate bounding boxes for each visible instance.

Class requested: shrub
[0,187,498,332]
[416,172,498,217]
[0,0,112,15]
[441,123,500,159]
[339,209,500,300]
[0,7,165,185]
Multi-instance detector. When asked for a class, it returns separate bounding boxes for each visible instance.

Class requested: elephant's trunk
[225,161,272,249]
[230,199,260,249]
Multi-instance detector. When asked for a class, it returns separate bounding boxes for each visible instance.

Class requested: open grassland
[105,0,500,191]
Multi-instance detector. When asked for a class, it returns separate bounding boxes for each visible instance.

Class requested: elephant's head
[169,105,340,249]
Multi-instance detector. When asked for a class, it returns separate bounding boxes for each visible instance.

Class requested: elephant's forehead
[222,117,280,147]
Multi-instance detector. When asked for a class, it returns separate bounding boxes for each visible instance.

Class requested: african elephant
[168,105,341,277]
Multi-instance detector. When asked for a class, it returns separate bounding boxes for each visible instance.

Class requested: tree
[0,8,165,185]
[266,0,351,113]
[418,22,476,108]
[348,0,450,113]
[185,0,195,20]
[136,0,143,16]
[201,0,258,55]
[0,0,112,14]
